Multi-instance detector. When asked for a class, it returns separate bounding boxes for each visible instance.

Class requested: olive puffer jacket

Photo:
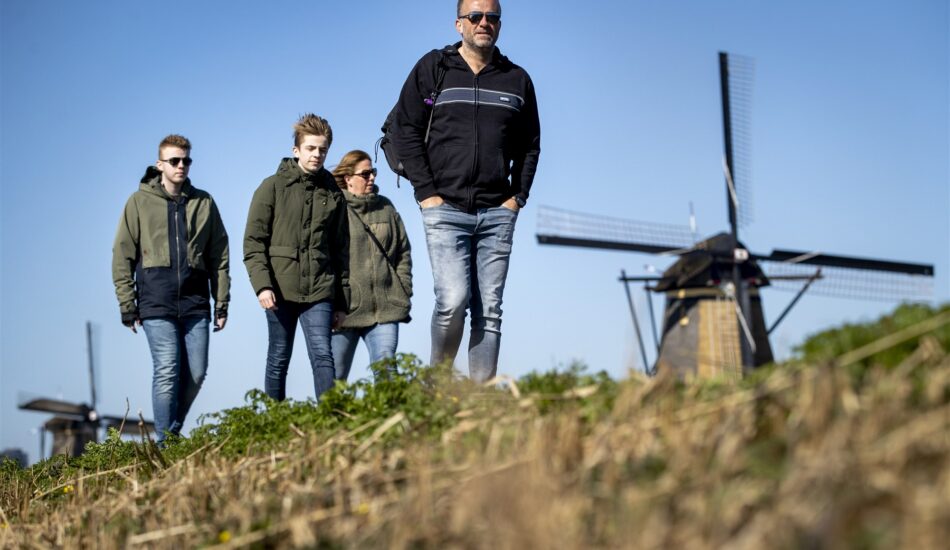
[112,167,230,322]
[243,158,350,311]
[339,188,412,328]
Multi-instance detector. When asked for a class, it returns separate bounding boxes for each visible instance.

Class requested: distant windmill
[537,52,934,379]
[19,322,154,459]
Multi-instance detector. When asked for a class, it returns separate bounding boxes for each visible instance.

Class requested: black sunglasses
[458,11,501,25]
[352,168,377,179]
[161,157,193,167]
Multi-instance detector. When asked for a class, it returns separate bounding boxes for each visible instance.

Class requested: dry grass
[2,334,949,548]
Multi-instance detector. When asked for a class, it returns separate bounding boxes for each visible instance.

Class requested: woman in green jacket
[330,150,412,380]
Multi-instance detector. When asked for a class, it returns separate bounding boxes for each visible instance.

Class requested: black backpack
[376,50,448,186]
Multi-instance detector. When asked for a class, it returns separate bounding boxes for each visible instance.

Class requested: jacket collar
[445,41,511,72]
[276,157,334,189]
[140,165,194,198]
[343,187,380,213]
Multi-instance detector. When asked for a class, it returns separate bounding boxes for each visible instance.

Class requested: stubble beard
[464,31,496,54]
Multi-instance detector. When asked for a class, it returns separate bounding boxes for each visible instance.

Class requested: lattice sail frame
[536,206,694,251]
[762,261,934,302]
[723,53,756,229]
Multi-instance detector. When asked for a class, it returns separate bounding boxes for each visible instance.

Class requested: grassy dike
[2,304,948,549]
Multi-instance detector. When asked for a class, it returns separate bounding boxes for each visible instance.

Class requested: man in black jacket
[391,0,540,382]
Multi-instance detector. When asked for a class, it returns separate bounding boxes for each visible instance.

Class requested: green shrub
[794,303,949,367]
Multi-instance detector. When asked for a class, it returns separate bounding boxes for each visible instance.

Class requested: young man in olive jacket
[112,134,230,444]
[390,0,541,382]
[243,114,350,401]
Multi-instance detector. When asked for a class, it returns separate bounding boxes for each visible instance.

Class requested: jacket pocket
[486,147,508,184]
[348,283,362,313]
[387,282,410,310]
[268,245,298,276]
[430,145,467,186]
[190,250,205,271]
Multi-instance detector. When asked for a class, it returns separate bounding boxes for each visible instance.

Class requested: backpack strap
[423,50,449,144]
[376,47,452,188]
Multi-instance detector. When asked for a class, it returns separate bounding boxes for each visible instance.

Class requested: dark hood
[138,166,193,197]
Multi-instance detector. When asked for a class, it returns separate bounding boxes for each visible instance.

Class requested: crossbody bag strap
[347,205,410,299]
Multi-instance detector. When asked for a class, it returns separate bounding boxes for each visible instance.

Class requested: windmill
[18,322,154,459]
[536,52,934,379]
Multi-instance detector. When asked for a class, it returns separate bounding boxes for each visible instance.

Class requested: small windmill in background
[537,52,934,378]
[18,322,154,459]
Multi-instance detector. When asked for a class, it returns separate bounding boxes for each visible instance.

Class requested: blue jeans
[331,322,399,381]
[264,299,335,401]
[420,203,518,382]
[141,316,210,443]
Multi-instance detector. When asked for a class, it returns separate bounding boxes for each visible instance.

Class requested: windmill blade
[758,249,933,276]
[536,205,695,255]
[761,260,934,302]
[19,397,89,418]
[86,321,98,411]
[720,51,755,230]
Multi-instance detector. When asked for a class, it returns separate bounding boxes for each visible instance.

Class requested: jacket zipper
[469,74,479,211]
[174,201,182,318]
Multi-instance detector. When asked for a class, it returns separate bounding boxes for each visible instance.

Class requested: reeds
[2,322,948,548]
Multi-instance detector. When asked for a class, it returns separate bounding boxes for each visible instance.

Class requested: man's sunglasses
[161,157,193,167]
[352,168,377,180]
[458,11,501,25]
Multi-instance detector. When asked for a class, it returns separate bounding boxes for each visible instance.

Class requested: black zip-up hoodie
[135,167,213,320]
[391,43,541,212]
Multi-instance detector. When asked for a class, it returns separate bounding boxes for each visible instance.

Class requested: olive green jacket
[243,158,350,310]
[339,189,412,328]
[112,169,230,317]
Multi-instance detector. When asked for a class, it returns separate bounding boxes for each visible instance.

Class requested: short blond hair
[158,134,191,157]
[293,114,333,147]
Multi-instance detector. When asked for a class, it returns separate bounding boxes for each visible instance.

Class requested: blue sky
[2,0,947,462]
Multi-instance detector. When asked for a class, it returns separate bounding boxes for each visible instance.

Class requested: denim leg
[364,322,399,377]
[364,322,399,363]
[421,204,475,368]
[265,304,300,401]
[298,300,335,399]
[469,206,518,382]
[142,318,180,443]
[172,316,209,433]
[331,329,359,382]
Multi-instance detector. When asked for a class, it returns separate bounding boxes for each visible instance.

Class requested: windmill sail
[720,52,755,230]
[757,248,933,301]
[18,398,89,417]
[761,261,933,302]
[536,206,695,255]
[758,249,933,275]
